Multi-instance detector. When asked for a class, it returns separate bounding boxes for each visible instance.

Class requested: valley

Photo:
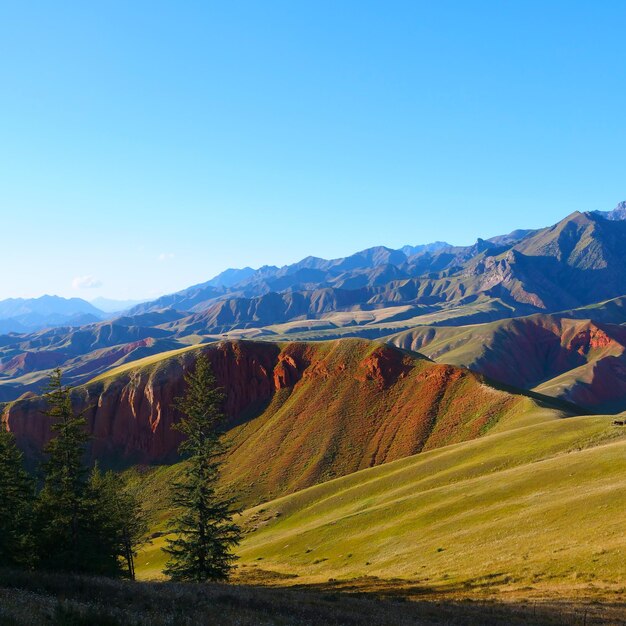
[2,203,626,624]
[5,8,626,623]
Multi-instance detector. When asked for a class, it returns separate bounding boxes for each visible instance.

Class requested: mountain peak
[202,266,256,289]
[400,241,451,257]
[607,201,626,220]
[591,201,626,221]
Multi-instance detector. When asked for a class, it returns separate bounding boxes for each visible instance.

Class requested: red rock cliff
[2,341,288,463]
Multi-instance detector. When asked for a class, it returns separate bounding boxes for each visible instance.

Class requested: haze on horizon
[1,1,625,301]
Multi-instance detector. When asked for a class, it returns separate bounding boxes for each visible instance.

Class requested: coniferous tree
[35,368,91,572]
[163,354,241,582]
[89,465,148,580]
[35,369,119,574]
[34,369,149,577]
[0,424,35,568]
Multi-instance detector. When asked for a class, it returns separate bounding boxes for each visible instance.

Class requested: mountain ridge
[2,201,626,407]
[2,339,574,504]
[127,204,626,331]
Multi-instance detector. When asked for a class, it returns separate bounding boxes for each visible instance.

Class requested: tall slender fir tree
[0,423,35,567]
[34,368,131,575]
[163,353,241,582]
[35,368,91,572]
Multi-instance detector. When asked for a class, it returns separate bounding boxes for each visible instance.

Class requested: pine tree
[35,368,148,577]
[0,423,35,568]
[163,354,241,582]
[89,465,148,579]
[35,368,91,572]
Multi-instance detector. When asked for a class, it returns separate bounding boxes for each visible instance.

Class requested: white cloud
[158,252,175,261]
[72,275,103,289]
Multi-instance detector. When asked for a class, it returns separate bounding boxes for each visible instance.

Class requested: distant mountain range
[127,203,626,333]
[0,295,106,334]
[0,296,149,334]
[1,201,626,410]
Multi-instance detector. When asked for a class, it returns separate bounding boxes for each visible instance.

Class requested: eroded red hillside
[2,339,568,504]
[391,316,626,413]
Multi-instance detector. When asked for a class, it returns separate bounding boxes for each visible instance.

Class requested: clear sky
[1,1,625,300]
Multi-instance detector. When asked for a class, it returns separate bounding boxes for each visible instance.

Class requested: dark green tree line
[0,368,147,577]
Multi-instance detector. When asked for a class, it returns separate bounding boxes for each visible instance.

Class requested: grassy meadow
[131,413,625,621]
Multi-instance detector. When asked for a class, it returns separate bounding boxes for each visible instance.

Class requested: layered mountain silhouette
[1,202,626,411]
[0,295,107,334]
[126,206,626,331]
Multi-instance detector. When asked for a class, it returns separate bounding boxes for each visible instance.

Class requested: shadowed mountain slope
[390,312,626,413]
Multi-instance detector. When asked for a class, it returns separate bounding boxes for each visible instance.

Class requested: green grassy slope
[558,295,626,324]
[233,415,625,591]
[89,343,201,382]
[136,414,626,594]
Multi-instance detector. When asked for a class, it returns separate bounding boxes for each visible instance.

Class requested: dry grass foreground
[0,569,623,625]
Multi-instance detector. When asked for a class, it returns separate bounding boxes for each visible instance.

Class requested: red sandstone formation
[3,341,281,462]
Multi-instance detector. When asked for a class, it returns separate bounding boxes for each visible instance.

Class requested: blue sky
[1,1,625,300]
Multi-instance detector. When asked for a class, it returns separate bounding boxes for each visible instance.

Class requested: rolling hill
[389,311,626,413]
[230,414,626,593]
[2,339,573,504]
[135,405,626,598]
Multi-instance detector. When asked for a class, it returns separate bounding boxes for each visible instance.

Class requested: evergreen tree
[89,465,148,580]
[163,354,241,582]
[0,424,35,568]
[35,368,90,572]
[34,369,148,577]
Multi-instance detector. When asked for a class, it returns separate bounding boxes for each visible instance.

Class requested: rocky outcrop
[2,341,282,462]
[357,346,412,389]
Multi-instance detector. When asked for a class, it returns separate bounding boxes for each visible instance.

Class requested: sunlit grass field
[135,413,626,603]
